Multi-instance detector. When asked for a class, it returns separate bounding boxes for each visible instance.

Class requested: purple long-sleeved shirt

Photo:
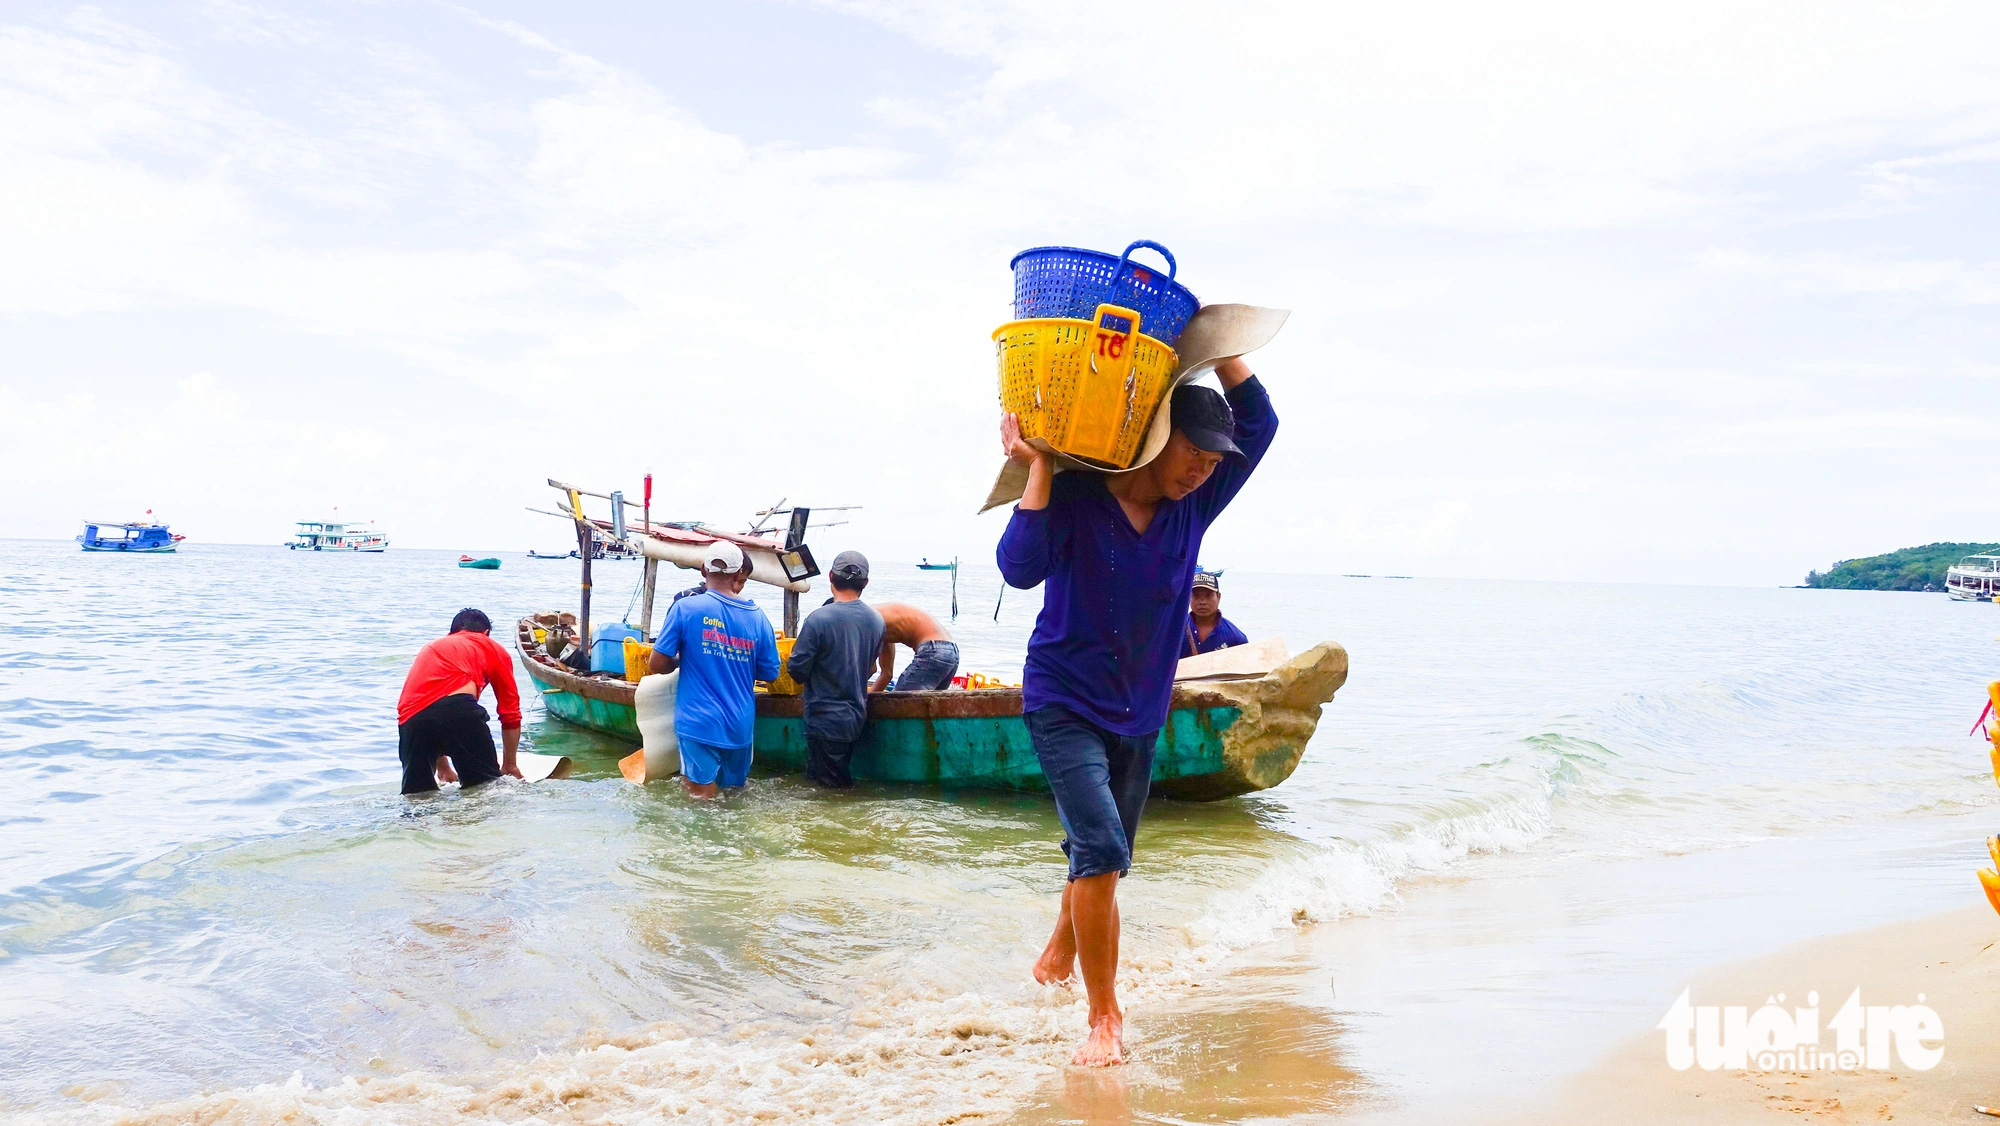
[996,377,1277,735]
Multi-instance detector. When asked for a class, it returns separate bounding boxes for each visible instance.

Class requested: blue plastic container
[591,623,643,674]
[1009,240,1200,346]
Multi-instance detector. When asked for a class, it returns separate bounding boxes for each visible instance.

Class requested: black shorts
[398,693,502,795]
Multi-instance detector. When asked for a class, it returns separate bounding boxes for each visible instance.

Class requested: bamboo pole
[576,521,594,654]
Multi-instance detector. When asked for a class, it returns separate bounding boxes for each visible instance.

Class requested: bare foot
[1034,944,1076,987]
[1034,884,1079,986]
[1034,952,1076,987]
[1071,1013,1125,1067]
[435,757,459,784]
[680,778,720,799]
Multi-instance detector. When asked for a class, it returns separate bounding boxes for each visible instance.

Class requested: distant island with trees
[1804,542,2000,591]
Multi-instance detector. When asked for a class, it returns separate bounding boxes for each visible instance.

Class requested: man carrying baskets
[997,356,1277,1066]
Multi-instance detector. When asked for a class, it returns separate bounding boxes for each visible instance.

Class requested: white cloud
[0,1,1996,585]
[1696,247,2000,303]
[1688,411,1985,455]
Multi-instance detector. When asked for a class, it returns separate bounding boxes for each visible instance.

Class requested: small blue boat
[78,520,184,553]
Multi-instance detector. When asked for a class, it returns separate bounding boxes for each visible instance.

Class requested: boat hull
[79,543,179,553]
[1947,559,1999,600]
[516,619,1346,799]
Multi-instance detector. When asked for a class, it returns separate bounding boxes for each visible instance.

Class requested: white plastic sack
[621,671,680,783]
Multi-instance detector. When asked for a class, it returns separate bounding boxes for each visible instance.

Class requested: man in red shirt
[395,608,524,794]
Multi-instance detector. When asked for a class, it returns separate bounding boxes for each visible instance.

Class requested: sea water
[1,540,1995,1123]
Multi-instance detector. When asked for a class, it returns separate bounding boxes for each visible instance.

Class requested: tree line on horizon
[1804,542,2000,591]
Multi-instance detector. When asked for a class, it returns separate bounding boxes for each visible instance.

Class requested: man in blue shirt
[1183,570,1250,656]
[997,357,1276,1066]
[648,541,782,798]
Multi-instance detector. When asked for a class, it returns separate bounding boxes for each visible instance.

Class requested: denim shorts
[679,737,752,787]
[893,640,960,691]
[1025,705,1159,880]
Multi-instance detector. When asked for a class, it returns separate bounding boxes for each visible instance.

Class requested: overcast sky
[3,1,1996,585]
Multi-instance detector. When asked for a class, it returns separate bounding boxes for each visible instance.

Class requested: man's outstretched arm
[997,412,1059,588]
[501,724,523,778]
[870,638,896,692]
[1192,357,1277,526]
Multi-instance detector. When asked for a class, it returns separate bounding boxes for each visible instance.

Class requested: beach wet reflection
[1008,989,1366,1124]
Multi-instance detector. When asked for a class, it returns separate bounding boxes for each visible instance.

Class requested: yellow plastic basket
[765,634,802,695]
[995,303,1178,469]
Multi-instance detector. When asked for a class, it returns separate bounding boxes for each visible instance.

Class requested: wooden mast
[565,487,593,653]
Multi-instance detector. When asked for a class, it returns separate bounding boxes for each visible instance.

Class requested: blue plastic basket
[1009,240,1200,346]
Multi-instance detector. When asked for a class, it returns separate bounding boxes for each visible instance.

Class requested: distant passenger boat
[916,557,957,570]
[289,521,388,551]
[1947,554,2000,601]
[78,520,184,553]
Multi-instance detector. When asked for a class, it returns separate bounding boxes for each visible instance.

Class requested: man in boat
[1182,570,1248,657]
[784,551,885,788]
[647,541,781,798]
[997,358,1276,1067]
[395,608,525,795]
[869,603,959,692]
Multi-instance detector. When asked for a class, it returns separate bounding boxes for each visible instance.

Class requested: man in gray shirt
[783,550,885,788]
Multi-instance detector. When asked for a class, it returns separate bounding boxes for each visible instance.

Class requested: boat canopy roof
[1954,554,2000,570]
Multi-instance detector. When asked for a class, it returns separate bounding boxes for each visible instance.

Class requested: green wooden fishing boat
[513,618,1347,800]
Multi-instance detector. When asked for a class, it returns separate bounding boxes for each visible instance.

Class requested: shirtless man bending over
[869,603,960,691]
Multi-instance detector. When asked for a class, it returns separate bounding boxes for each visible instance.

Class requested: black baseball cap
[1170,384,1242,458]
[829,550,869,581]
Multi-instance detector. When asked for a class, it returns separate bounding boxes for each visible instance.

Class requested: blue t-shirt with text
[653,589,781,748]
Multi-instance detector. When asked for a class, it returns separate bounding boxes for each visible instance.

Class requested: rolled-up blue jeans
[1025,705,1159,880]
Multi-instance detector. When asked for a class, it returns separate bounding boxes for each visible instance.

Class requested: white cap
[702,540,745,574]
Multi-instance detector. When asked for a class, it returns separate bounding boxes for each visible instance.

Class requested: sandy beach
[1507,905,2000,1124]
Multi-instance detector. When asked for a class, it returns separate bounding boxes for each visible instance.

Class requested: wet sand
[1010,853,1996,1125]
[1005,960,1371,1124]
[1496,905,2000,1124]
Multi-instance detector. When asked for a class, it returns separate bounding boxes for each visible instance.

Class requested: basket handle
[1111,240,1176,289]
[1087,303,1144,376]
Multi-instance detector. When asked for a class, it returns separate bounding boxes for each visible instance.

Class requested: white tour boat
[290,521,389,552]
[1946,553,2000,601]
